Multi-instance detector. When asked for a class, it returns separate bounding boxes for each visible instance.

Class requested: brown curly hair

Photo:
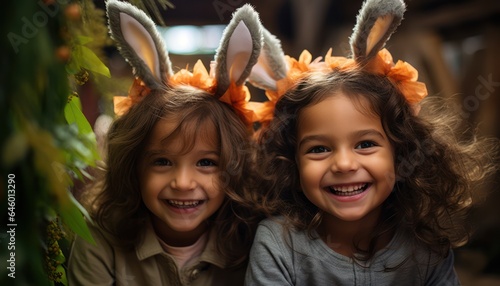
[85,85,262,266]
[257,69,498,263]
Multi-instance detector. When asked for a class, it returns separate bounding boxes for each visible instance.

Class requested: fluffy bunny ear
[248,28,288,91]
[214,4,263,97]
[106,0,173,90]
[350,0,405,63]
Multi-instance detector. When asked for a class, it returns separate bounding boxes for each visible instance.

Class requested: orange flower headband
[246,0,428,123]
[113,60,263,126]
[107,2,268,127]
[341,48,428,104]
[255,48,427,123]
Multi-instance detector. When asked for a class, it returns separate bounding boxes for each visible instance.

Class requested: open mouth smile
[326,183,370,196]
[167,200,205,209]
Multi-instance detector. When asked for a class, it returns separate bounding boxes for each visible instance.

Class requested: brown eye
[307,146,329,153]
[355,141,377,149]
[153,158,171,166]
[197,159,217,167]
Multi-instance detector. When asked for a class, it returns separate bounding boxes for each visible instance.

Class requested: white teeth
[332,183,366,193]
[167,200,201,207]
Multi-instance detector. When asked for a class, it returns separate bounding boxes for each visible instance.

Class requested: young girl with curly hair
[244,0,498,285]
[68,2,266,285]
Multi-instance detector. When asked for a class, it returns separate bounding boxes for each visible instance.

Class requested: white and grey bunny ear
[350,0,406,63]
[106,0,173,90]
[214,4,263,97]
[248,28,288,91]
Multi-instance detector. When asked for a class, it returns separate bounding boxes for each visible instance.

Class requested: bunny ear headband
[248,0,428,123]
[106,0,266,125]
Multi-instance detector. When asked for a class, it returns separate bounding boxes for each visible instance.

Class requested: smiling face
[138,116,225,245]
[296,93,395,224]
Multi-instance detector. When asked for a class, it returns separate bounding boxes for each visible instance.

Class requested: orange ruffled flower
[364,49,428,104]
[171,59,260,125]
[113,59,263,127]
[274,50,326,100]
[113,78,151,116]
[258,50,326,124]
[219,82,263,125]
[324,48,357,72]
[170,60,217,94]
[114,60,218,117]
[325,48,429,105]
[256,48,428,123]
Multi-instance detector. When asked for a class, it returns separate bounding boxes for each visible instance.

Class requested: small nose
[170,167,196,191]
[330,149,359,173]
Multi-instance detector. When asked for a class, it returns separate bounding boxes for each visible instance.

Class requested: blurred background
[1,0,499,285]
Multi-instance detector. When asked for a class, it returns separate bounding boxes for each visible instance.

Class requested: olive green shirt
[68,221,245,286]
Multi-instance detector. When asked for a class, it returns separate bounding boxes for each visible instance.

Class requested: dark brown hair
[257,69,498,262]
[86,85,262,265]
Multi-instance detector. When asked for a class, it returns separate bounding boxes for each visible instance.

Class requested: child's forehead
[305,91,377,117]
[154,115,219,144]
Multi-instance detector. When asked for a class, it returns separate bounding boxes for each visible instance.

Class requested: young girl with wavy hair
[68,2,267,285]
[244,0,498,284]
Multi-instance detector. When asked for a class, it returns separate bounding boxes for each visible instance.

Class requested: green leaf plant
[0,1,110,285]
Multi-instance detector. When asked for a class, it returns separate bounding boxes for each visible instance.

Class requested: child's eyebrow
[297,135,329,149]
[196,150,220,157]
[143,149,220,158]
[352,129,386,140]
[297,129,386,149]
[143,149,165,159]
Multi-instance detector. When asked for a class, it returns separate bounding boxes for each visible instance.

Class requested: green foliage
[0,1,175,284]
[0,0,107,285]
[62,94,100,179]
[66,36,110,78]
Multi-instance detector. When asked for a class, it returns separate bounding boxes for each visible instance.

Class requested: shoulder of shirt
[73,219,116,247]
[257,216,302,240]
[258,216,286,228]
